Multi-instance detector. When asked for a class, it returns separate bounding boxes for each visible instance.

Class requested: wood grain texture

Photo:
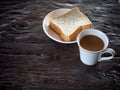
[0,0,120,90]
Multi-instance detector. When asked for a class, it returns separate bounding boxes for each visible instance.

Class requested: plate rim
[42,8,77,44]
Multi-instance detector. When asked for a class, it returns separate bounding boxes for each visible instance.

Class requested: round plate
[42,8,77,44]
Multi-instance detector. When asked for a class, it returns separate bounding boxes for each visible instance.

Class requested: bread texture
[49,7,92,41]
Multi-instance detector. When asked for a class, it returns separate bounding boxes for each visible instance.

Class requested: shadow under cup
[77,29,110,66]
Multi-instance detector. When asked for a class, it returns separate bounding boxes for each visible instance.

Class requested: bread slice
[49,7,92,41]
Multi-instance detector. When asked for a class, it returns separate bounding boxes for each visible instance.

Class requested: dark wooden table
[0,0,120,90]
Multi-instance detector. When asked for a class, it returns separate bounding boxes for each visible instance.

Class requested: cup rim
[77,29,109,53]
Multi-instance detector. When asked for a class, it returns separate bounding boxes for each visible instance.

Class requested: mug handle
[99,48,115,61]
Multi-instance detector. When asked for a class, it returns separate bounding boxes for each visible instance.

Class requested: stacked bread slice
[49,7,92,41]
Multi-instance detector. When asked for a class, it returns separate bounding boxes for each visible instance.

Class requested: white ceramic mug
[77,29,115,66]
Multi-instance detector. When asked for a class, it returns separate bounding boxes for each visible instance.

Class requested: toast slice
[49,7,92,41]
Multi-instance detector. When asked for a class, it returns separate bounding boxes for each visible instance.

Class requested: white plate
[42,8,77,44]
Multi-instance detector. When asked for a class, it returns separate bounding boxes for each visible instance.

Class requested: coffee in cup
[80,35,104,51]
